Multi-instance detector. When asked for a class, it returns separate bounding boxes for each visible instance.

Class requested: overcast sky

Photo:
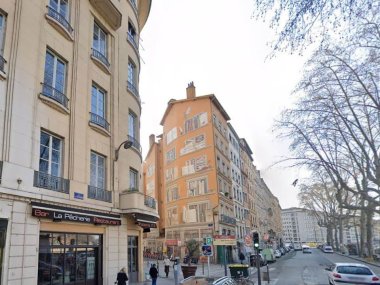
[139,0,311,209]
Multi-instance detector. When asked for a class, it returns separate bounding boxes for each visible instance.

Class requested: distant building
[282,208,326,245]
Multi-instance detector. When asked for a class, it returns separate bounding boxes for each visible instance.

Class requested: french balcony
[119,189,159,219]
[127,81,140,101]
[127,135,142,153]
[46,6,73,40]
[91,48,111,74]
[33,171,70,194]
[88,185,112,202]
[0,55,6,79]
[220,214,237,226]
[127,32,139,53]
[89,112,110,136]
[40,83,69,113]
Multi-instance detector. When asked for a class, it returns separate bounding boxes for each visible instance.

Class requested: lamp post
[114,139,133,161]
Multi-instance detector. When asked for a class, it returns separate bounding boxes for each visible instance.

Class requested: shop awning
[133,213,158,230]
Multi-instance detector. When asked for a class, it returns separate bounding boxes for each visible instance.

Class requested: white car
[326,263,380,285]
[323,246,334,253]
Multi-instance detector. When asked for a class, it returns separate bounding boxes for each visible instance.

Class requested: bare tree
[251,0,379,53]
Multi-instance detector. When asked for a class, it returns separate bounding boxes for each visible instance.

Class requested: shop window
[0,219,7,283]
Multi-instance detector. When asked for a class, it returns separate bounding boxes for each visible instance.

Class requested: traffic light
[253,232,259,249]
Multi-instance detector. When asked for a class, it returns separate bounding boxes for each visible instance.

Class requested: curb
[336,252,380,268]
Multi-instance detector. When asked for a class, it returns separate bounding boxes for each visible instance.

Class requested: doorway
[128,236,138,282]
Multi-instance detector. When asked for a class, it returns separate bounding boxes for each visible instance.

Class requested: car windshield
[336,266,372,275]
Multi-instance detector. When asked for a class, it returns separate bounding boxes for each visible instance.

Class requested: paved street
[136,250,380,285]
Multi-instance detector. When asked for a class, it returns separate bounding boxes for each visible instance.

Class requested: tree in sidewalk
[275,14,380,257]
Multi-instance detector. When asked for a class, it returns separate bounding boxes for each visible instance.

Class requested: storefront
[31,202,122,285]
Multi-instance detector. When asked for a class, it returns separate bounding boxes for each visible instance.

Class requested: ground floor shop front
[0,198,146,285]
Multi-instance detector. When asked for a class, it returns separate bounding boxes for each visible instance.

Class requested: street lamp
[114,139,133,161]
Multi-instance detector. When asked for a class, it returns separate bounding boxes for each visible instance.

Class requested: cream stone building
[0,1,157,284]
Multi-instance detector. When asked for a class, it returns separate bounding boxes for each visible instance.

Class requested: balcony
[127,32,139,53]
[127,135,142,153]
[89,0,122,30]
[220,214,237,225]
[45,6,73,40]
[119,189,159,219]
[88,185,112,202]
[91,48,110,74]
[127,81,140,100]
[39,83,69,113]
[0,55,6,79]
[33,171,70,194]
[89,112,110,136]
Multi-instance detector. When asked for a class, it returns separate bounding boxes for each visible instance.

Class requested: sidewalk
[130,260,257,285]
[336,252,380,268]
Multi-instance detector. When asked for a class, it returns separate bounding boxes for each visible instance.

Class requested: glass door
[0,220,8,285]
[128,236,138,282]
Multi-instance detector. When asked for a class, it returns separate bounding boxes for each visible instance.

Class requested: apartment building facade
[282,208,326,246]
[0,1,157,284]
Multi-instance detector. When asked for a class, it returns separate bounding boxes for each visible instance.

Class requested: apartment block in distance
[0,0,157,284]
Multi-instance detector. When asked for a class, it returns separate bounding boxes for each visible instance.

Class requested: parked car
[274,250,282,258]
[323,246,334,253]
[325,263,380,285]
[250,253,267,267]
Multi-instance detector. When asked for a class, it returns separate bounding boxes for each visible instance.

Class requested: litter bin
[228,264,249,278]
[262,271,269,281]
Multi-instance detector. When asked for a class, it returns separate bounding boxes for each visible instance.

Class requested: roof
[160,94,230,126]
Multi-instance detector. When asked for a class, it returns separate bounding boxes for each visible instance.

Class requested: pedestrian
[116,267,128,285]
[239,252,245,264]
[149,263,159,285]
[163,256,171,278]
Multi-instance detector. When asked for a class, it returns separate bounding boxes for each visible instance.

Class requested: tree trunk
[354,218,361,256]
[366,209,374,259]
[360,209,366,257]
[327,225,333,246]
[334,223,339,251]
[339,209,343,252]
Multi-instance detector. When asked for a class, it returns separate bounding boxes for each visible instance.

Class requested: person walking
[116,267,128,285]
[149,263,159,285]
[163,256,171,278]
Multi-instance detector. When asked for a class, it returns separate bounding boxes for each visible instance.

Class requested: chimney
[186,81,196,99]
[149,134,156,147]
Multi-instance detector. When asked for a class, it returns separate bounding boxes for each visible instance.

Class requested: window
[165,167,178,182]
[128,111,137,139]
[93,22,107,57]
[91,84,105,118]
[167,208,178,226]
[0,13,6,56]
[129,168,138,190]
[128,61,136,87]
[127,22,138,49]
[49,0,68,19]
[90,151,105,189]
[43,50,66,97]
[187,177,208,196]
[39,131,62,177]
[167,186,179,202]
[166,148,176,162]
[166,127,177,145]
[188,203,208,223]
[184,112,208,133]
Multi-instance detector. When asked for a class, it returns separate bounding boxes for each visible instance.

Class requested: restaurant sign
[31,202,121,226]
[213,235,236,246]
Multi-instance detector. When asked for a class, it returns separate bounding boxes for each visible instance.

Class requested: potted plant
[181,239,200,278]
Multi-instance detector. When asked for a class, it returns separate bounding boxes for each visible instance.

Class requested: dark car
[183,255,198,264]
[250,254,267,267]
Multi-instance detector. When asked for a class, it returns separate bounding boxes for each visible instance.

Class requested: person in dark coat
[116,267,128,285]
[149,264,159,285]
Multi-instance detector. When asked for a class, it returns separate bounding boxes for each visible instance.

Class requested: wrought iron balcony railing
[41,83,69,108]
[0,55,6,74]
[144,194,157,209]
[127,135,142,153]
[127,32,139,51]
[91,48,110,68]
[88,185,112,202]
[127,81,139,99]
[33,171,70,193]
[46,6,73,35]
[89,112,110,132]
[220,214,237,225]
[129,0,138,13]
